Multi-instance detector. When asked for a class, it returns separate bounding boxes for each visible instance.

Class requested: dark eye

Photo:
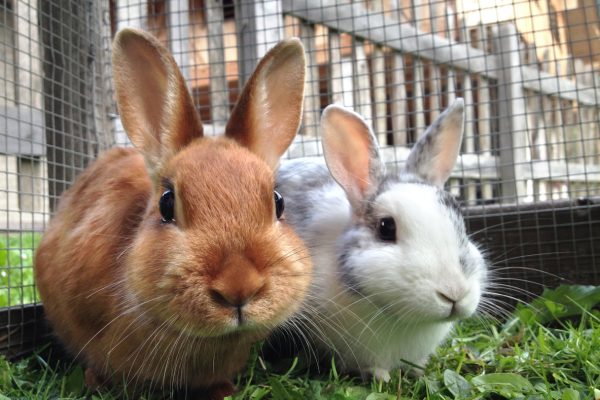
[159,189,175,223]
[378,217,396,242]
[274,190,284,219]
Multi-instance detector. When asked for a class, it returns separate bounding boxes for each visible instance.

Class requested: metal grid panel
[1,0,114,356]
[1,0,599,355]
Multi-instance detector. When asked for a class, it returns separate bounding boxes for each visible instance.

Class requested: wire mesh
[1,0,599,355]
[1,0,114,356]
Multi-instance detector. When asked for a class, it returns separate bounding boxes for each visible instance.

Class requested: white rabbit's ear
[404,98,464,188]
[224,38,305,171]
[112,28,203,171]
[321,105,384,208]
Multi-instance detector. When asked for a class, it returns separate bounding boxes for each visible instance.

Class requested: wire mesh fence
[1,0,599,356]
[1,0,114,356]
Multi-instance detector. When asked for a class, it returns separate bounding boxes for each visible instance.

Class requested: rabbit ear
[112,28,203,169]
[321,105,384,209]
[404,98,464,188]
[224,38,305,171]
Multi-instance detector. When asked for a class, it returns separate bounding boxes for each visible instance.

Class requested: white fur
[294,181,484,377]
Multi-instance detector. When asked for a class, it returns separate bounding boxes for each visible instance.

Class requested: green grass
[0,232,40,307]
[1,285,600,399]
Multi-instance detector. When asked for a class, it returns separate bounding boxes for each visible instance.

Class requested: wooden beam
[299,22,320,137]
[168,0,191,82]
[494,23,528,202]
[521,161,600,183]
[284,136,500,180]
[352,40,372,126]
[206,0,230,125]
[116,0,147,31]
[389,53,407,146]
[234,0,284,86]
[41,0,113,211]
[282,0,494,77]
[282,0,600,106]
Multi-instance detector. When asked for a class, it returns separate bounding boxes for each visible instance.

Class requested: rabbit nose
[436,284,470,317]
[209,284,263,309]
[436,291,459,317]
[436,291,457,305]
[210,253,266,309]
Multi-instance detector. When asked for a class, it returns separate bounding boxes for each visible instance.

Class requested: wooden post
[427,0,443,119]
[352,39,372,126]
[493,23,528,203]
[459,23,474,155]
[116,0,147,145]
[410,0,426,139]
[92,1,116,152]
[372,46,387,145]
[527,93,548,201]
[389,53,407,146]
[234,0,284,86]
[299,22,320,137]
[15,0,43,110]
[116,0,147,31]
[328,31,342,105]
[14,0,48,220]
[459,21,476,204]
[369,0,387,145]
[206,0,230,125]
[445,3,459,198]
[42,0,114,211]
[474,25,493,202]
[168,0,191,83]
[329,32,354,108]
[445,4,457,104]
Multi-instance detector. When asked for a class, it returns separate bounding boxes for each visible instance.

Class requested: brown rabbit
[34,28,311,397]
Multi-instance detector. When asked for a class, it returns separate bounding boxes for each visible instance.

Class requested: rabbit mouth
[169,316,269,339]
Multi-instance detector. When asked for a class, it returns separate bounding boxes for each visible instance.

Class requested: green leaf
[327,394,347,400]
[249,387,270,400]
[64,366,85,395]
[424,377,443,396]
[443,369,472,398]
[561,388,580,400]
[344,385,369,399]
[472,373,534,397]
[269,378,292,400]
[516,285,600,324]
[365,393,396,400]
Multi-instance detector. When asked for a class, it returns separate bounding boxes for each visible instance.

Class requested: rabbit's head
[112,29,311,337]
[320,99,486,323]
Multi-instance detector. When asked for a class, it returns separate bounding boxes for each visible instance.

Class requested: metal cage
[1,0,599,357]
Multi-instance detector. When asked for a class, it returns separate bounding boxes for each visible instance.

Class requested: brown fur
[34,29,310,396]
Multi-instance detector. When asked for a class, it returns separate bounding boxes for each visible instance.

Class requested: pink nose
[209,253,266,308]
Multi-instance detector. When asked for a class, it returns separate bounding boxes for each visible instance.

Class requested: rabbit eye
[159,189,175,223]
[378,217,396,242]
[274,190,284,219]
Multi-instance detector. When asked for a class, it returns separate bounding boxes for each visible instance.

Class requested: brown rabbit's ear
[112,28,203,169]
[224,38,305,171]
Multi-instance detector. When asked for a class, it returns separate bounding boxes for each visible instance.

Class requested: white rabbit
[276,98,487,381]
